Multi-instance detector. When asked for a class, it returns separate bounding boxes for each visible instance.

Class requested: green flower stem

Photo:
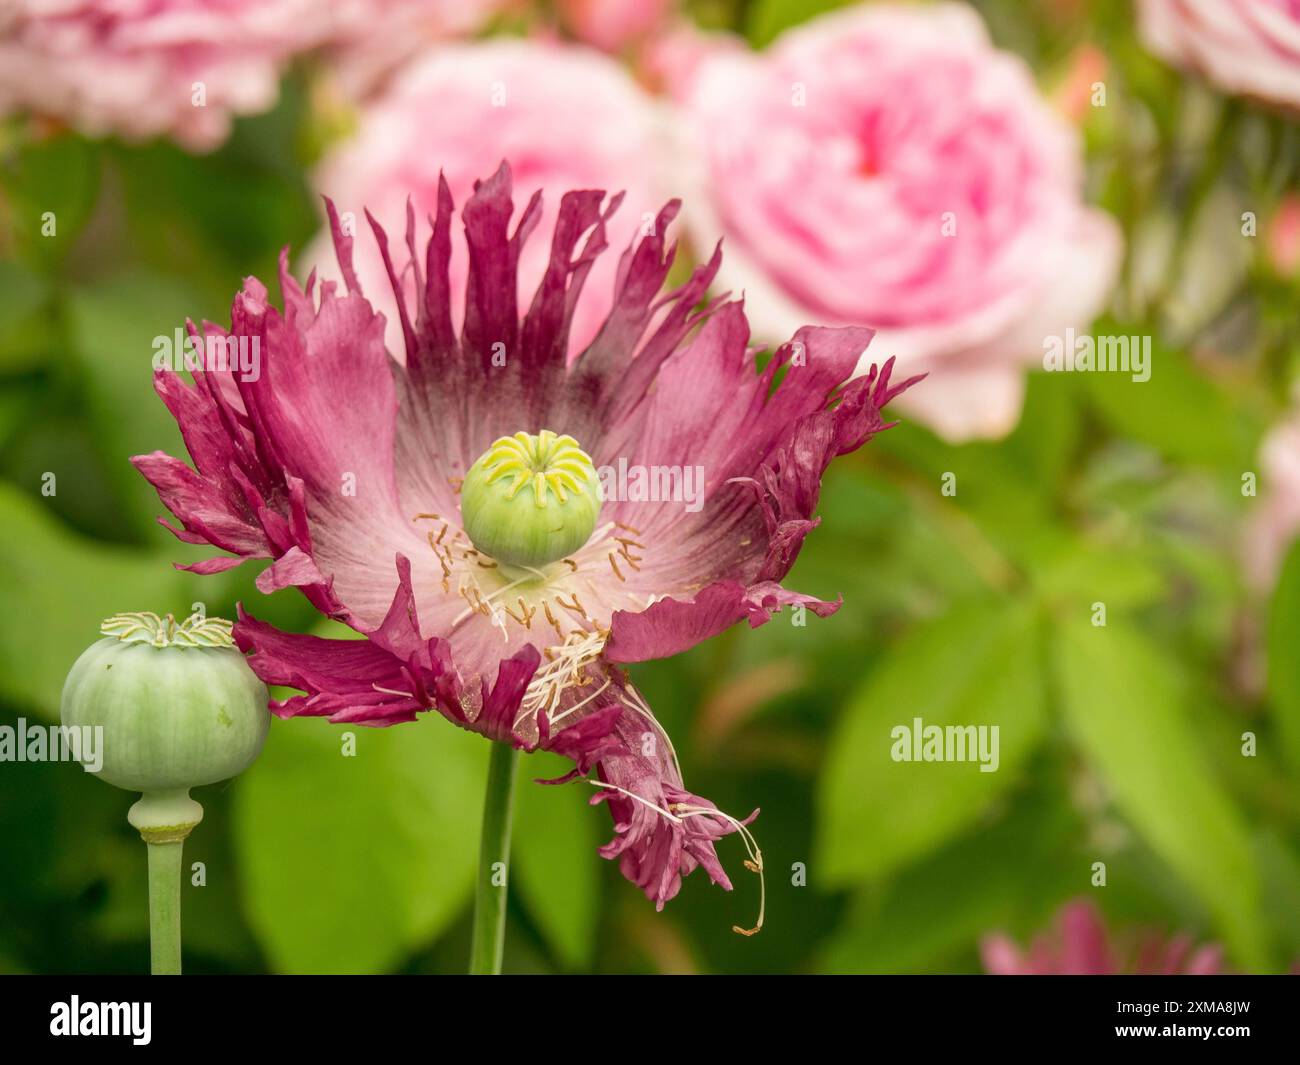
[128,790,202,976]
[469,741,519,975]
[145,840,184,975]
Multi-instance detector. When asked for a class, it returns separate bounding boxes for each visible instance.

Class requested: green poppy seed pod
[461,429,602,569]
[61,612,270,839]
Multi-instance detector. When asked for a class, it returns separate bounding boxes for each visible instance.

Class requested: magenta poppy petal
[1056,899,1115,974]
[981,898,1225,975]
[131,450,267,558]
[176,554,250,575]
[234,607,432,725]
[254,545,325,594]
[604,580,838,663]
[592,710,756,910]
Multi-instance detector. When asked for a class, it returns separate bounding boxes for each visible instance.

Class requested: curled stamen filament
[673,803,765,937]
[586,780,764,937]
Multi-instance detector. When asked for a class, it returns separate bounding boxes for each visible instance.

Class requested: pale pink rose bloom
[1138,0,1300,109]
[0,0,334,150]
[557,0,671,53]
[674,3,1122,441]
[1243,414,1300,589]
[310,39,675,358]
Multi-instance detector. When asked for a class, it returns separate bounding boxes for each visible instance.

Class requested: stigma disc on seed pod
[460,430,603,569]
[60,612,270,796]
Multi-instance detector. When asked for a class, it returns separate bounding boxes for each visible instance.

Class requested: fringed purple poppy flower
[982,899,1224,975]
[132,161,918,923]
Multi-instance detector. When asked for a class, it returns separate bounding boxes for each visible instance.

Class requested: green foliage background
[1,0,1299,973]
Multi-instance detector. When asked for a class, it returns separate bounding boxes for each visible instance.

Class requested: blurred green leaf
[1266,539,1300,775]
[1255,830,1300,965]
[816,599,1047,884]
[1,411,144,543]
[233,713,486,973]
[876,422,1059,573]
[0,482,187,719]
[1084,332,1259,467]
[0,135,100,266]
[745,0,846,48]
[1054,616,1267,967]
[113,130,316,282]
[0,382,41,450]
[1003,371,1081,492]
[1032,539,1167,611]
[820,797,1080,974]
[0,134,101,265]
[0,261,51,372]
[513,752,600,970]
[66,271,207,542]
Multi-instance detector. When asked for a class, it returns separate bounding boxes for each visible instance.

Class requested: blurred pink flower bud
[1052,42,1108,123]
[558,0,671,53]
[1243,412,1300,590]
[1267,194,1300,276]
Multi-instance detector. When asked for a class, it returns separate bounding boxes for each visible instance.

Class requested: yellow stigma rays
[478,430,596,508]
[460,429,603,568]
[100,611,235,648]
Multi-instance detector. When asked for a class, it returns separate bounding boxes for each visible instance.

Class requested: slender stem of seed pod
[128,789,202,976]
[469,741,520,975]
[146,840,184,975]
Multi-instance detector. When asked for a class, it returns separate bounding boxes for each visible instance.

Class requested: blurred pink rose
[321,0,509,99]
[0,0,331,150]
[639,20,745,96]
[983,899,1224,975]
[310,39,674,358]
[1243,413,1300,589]
[675,3,1121,441]
[1138,0,1300,109]
[558,0,670,53]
